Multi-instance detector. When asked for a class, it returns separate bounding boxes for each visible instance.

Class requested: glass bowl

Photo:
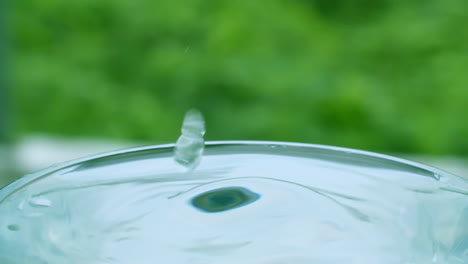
[0,141,467,264]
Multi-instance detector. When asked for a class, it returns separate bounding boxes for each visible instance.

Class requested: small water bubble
[174,109,205,170]
[28,196,52,208]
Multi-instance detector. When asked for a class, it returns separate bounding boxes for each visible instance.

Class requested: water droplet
[174,109,205,170]
[28,196,52,208]
[191,187,260,213]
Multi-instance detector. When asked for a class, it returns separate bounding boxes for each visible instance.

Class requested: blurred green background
[1,0,467,186]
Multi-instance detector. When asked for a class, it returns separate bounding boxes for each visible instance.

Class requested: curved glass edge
[0,141,464,200]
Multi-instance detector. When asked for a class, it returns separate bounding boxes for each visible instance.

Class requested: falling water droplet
[28,196,52,208]
[174,109,205,170]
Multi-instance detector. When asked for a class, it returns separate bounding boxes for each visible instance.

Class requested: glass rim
[0,140,459,199]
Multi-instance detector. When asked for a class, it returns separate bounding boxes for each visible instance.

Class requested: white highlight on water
[28,196,52,208]
[174,109,205,170]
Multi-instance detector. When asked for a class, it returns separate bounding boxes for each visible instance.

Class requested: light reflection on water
[0,142,467,264]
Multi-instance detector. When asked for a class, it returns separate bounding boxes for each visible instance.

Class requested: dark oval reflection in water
[0,141,467,264]
[191,187,260,213]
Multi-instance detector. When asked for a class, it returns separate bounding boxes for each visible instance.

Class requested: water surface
[0,142,467,264]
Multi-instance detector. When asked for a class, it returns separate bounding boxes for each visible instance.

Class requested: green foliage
[11,0,468,155]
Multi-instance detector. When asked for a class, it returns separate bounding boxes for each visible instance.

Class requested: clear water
[174,109,205,170]
[0,142,467,264]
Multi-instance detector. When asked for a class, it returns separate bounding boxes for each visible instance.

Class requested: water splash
[174,109,205,170]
